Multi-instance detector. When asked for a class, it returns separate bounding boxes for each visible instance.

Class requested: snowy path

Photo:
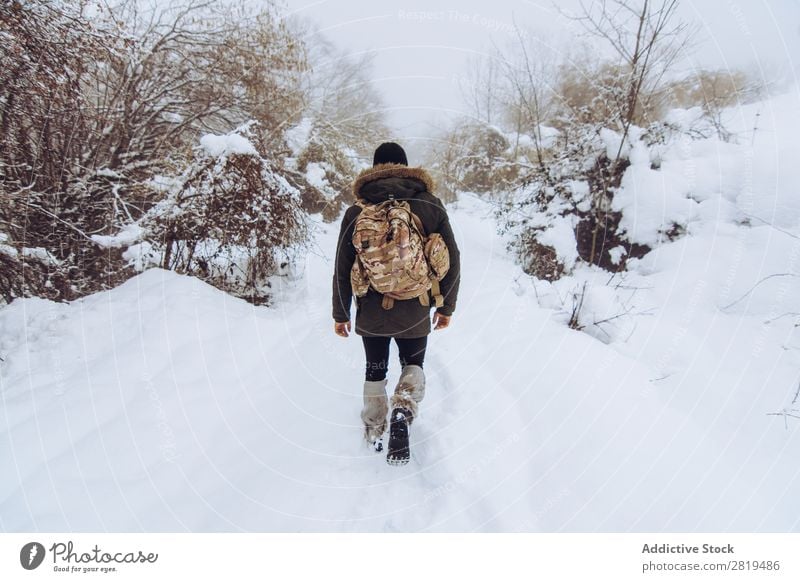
[1,195,799,532]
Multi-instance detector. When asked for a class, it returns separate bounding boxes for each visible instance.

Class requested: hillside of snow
[1,87,799,532]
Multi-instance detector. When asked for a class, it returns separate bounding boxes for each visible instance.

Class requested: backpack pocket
[350,258,370,297]
[424,233,450,281]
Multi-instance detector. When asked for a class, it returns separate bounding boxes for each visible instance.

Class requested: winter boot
[386,407,412,466]
[389,364,426,424]
[361,378,388,451]
[386,365,425,466]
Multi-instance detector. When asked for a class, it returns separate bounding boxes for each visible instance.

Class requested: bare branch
[720,274,799,312]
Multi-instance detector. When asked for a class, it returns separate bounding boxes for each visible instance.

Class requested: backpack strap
[430,278,444,308]
[410,211,425,237]
[418,290,430,307]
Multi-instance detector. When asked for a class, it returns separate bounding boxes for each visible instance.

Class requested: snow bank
[537,215,579,270]
[613,148,695,246]
[726,87,800,229]
[612,84,800,246]
[663,106,704,130]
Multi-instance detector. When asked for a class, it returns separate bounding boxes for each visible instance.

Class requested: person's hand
[334,320,351,337]
[433,312,451,330]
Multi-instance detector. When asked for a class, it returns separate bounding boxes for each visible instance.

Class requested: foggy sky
[281,0,800,156]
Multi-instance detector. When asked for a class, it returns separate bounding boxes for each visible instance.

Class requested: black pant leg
[395,336,427,368]
[362,336,391,381]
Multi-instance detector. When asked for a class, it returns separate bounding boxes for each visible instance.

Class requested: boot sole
[386,408,410,466]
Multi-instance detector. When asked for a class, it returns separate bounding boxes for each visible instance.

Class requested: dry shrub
[515,234,565,282]
[553,59,666,129]
[148,150,307,304]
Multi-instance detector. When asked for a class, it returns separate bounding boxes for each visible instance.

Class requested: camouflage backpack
[350,198,450,310]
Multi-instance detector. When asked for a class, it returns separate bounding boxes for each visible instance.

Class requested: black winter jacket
[332,163,461,338]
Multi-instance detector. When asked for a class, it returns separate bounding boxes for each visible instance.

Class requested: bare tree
[443,27,562,198]
[285,28,391,219]
[300,30,389,156]
[571,0,696,150]
[493,22,560,179]
[459,53,503,126]
[89,0,307,173]
[567,0,697,264]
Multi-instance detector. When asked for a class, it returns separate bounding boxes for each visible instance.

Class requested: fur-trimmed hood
[352,163,435,199]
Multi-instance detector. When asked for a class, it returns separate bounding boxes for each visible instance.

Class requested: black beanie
[372,142,408,166]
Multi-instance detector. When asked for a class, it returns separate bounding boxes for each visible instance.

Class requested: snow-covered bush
[552,58,664,129]
[0,0,313,304]
[496,121,712,287]
[474,1,703,284]
[426,121,522,201]
[0,228,72,303]
[123,126,308,305]
[286,118,362,222]
[281,37,391,222]
[0,0,134,302]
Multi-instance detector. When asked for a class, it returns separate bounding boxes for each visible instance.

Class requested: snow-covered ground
[1,88,799,532]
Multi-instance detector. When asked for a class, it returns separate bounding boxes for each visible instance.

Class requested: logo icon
[20,542,46,570]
